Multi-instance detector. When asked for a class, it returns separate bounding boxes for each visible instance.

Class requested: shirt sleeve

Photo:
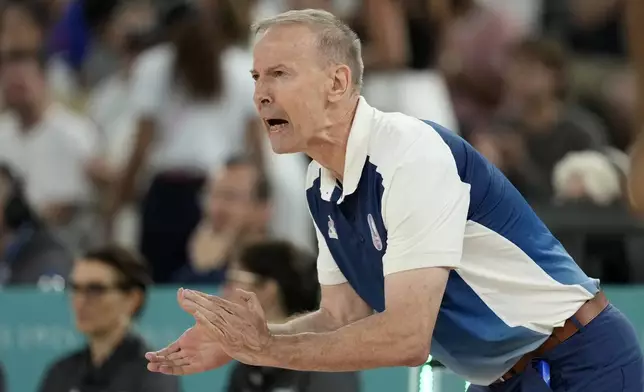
[313,220,348,286]
[382,135,470,276]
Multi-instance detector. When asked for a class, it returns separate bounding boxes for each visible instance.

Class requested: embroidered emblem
[367,214,383,251]
[328,215,338,239]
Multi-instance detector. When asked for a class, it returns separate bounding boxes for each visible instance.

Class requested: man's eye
[272,70,284,77]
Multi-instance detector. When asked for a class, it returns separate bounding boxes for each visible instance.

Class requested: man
[627,0,644,212]
[0,0,101,252]
[146,9,644,391]
[473,38,608,202]
[173,155,272,284]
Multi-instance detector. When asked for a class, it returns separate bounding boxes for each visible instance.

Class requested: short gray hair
[251,9,364,91]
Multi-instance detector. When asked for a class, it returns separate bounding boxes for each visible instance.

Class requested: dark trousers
[467,305,644,392]
[139,173,205,283]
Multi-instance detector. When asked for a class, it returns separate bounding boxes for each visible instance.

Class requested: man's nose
[254,83,273,106]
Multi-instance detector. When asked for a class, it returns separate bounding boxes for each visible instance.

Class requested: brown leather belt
[495,292,609,384]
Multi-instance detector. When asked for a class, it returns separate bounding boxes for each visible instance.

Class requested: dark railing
[532,203,644,283]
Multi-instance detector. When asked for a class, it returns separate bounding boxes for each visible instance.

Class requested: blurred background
[0,0,643,391]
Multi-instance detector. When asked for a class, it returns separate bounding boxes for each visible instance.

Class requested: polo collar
[319,96,375,204]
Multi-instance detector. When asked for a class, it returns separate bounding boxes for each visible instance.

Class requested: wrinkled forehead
[253,24,322,70]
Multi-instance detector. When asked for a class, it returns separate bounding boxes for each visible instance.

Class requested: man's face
[69,260,139,336]
[206,164,266,233]
[0,7,46,110]
[252,25,331,154]
[505,54,557,104]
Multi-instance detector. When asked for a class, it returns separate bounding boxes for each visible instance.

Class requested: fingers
[145,340,181,361]
[156,364,186,376]
[183,289,239,315]
[234,289,264,315]
[146,352,190,374]
[147,361,187,375]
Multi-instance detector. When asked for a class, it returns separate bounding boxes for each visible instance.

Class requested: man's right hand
[145,289,232,375]
[146,325,232,375]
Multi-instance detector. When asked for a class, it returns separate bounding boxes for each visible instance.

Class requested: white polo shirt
[0,103,99,210]
[305,97,599,385]
[129,44,254,174]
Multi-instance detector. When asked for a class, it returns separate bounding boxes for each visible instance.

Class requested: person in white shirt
[85,0,157,249]
[111,1,261,282]
[0,0,100,252]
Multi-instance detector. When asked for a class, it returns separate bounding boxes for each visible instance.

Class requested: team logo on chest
[328,215,338,239]
[367,214,383,251]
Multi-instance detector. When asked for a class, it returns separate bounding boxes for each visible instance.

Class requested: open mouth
[266,118,289,132]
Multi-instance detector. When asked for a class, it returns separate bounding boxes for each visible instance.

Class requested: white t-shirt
[0,103,99,210]
[129,44,254,174]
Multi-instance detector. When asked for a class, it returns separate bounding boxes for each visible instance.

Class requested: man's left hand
[181,289,271,365]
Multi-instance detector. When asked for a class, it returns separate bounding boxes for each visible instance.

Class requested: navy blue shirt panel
[306,160,388,312]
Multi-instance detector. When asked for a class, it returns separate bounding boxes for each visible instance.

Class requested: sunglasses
[66,282,129,299]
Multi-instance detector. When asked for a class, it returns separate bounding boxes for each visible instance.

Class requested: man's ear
[328,64,352,102]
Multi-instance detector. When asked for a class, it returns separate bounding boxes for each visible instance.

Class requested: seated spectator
[472,38,608,202]
[0,165,72,287]
[38,245,179,392]
[437,0,522,135]
[174,156,272,285]
[85,0,157,248]
[113,1,260,282]
[225,240,361,392]
[0,0,101,252]
[542,0,634,150]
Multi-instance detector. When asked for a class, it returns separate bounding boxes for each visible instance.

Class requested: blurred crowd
[0,0,643,390]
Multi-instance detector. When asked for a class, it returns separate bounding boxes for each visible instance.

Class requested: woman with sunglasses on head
[37,245,179,392]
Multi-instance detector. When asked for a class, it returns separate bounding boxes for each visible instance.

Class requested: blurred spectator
[111,0,259,282]
[225,240,361,392]
[47,0,124,102]
[0,0,101,252]
[38,245,179,392]
[85,0,156,248]
[352,0,459,131]
[473,38,609,201]
[437,0,522,135]
[0,165,72,287]
[80,0,129,89]
[174,156,272,285]
[542,0,634,150]
[0,361,4,392]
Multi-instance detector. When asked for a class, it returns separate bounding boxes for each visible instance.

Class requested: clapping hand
[182,288,272,365]
[146,289,233,375]
[146,288,271,374]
